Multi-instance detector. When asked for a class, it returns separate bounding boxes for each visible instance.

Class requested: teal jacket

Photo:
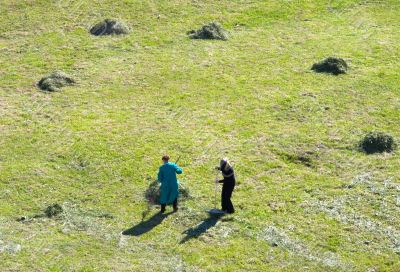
[157,162,183,205]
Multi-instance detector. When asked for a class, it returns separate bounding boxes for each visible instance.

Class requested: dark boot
[173,198,178,212]
[160,204,166,214]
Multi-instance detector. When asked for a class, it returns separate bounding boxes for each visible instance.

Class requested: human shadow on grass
[122,211,173,236]
[180,213,225,243]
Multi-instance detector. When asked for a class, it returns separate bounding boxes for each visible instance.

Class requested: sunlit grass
[1,0,400,271]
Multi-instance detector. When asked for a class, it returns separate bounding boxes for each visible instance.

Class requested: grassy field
[1,0,400,271]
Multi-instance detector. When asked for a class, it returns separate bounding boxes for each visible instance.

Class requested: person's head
[162,154,170,163]
[220,157,232,171]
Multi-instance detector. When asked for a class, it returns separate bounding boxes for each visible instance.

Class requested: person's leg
[221,185,228,211]
[160,204,166,213]
[173,198,178,212]
[225,184,235,214]
[160,186,167,213]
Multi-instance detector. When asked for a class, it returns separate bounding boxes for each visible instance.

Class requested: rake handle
[214,171,219,209]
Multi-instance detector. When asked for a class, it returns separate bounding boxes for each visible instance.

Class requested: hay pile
[145,180,190,205]
[281,151,315,167]
[17,203,63,221]
[188,22,228,40]
[90,19,130,36]
[311,57,348,75]
[37,71,75,92]
[360,131,395,154]
[44,203,63,217]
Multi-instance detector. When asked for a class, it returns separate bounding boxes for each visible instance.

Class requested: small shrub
[188,22,228,40]
[311,57,348,75]
[90,19,129,36]
[38,71,75,92]
[360,131,395,154]
[44,203,63,218]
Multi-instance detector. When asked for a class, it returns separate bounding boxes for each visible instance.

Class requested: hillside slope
[1,0,400,271]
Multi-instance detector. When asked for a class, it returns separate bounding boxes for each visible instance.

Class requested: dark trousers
[221,182,235,213]
[161,198,177,212]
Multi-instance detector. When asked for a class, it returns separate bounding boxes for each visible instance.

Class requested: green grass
[1,0,400,271]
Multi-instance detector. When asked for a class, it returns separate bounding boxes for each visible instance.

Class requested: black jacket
[219,168,235,184]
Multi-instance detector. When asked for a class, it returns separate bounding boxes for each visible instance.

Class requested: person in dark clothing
[215,158,235,214]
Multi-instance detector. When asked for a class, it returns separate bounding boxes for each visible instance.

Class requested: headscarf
[220,158,234,178]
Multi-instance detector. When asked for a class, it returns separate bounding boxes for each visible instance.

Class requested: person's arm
[174,164,183,174]
[218,169,234,183]
[218,175,230,183]
[216,174,226,183]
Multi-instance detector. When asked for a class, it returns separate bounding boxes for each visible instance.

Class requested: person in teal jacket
[157,154,183,213]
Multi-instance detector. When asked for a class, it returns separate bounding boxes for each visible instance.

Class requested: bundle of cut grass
[37,71,75,92]
[145,180,190,205]
[188,22,228,40]
[360,131,395,154]
[89,19,130,36]
[44,203,63,218]
[311,57,348,75]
